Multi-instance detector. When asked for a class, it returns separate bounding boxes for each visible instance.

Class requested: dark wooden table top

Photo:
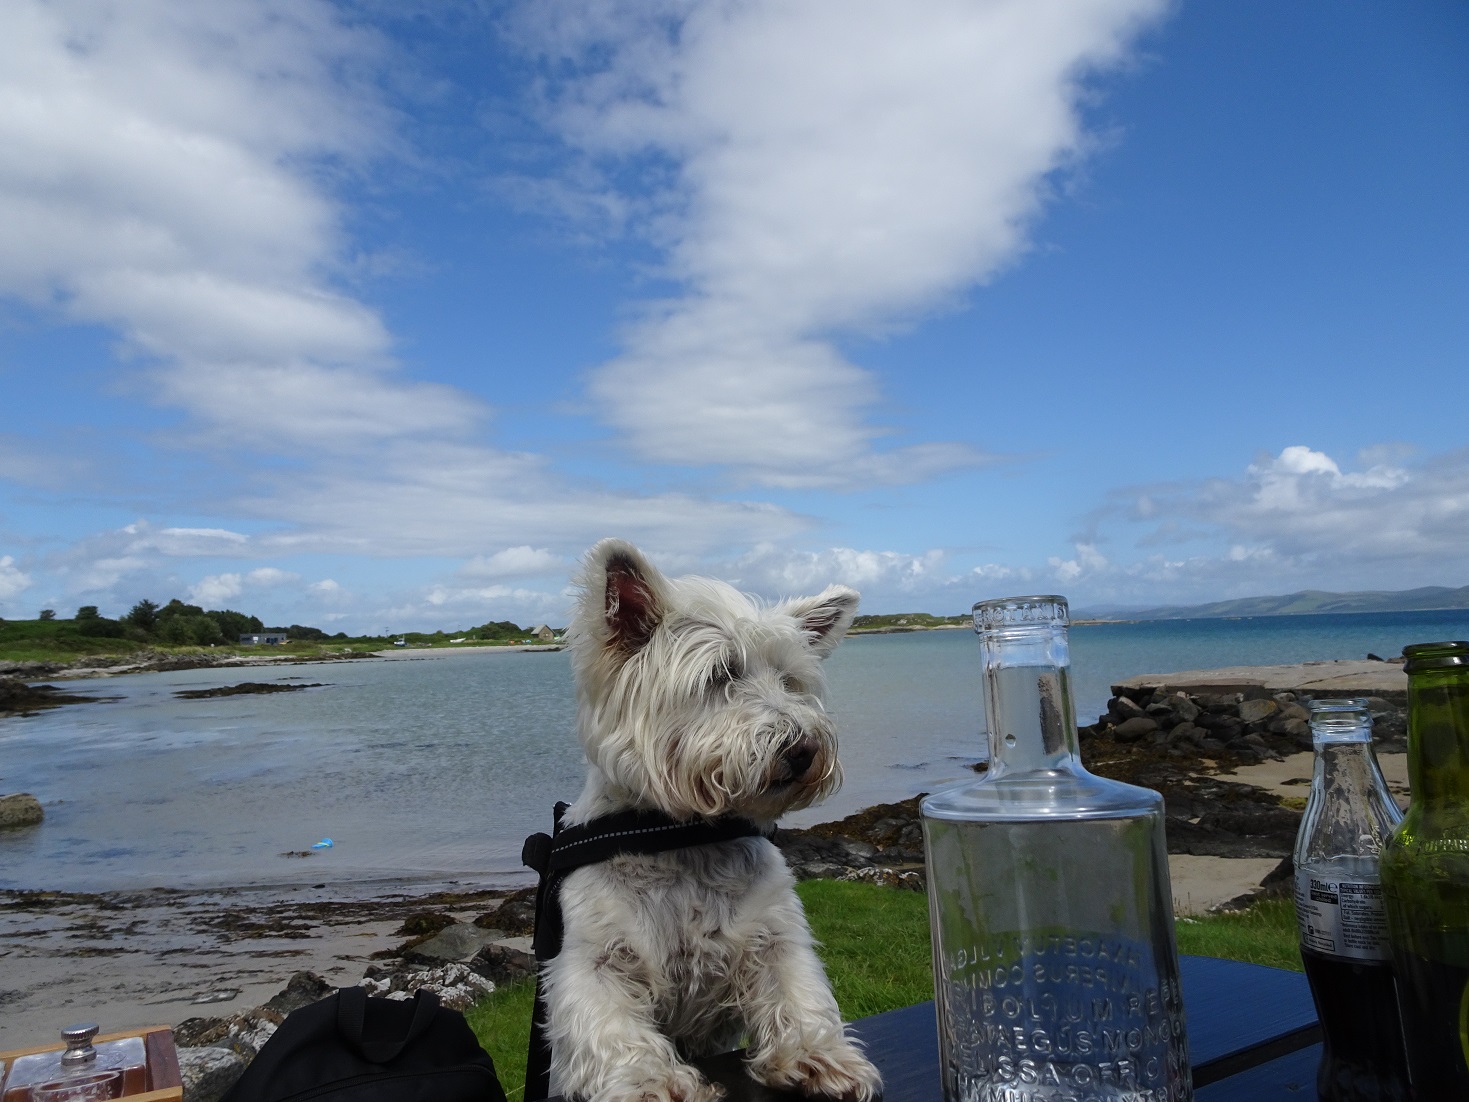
[694,955,1322,1101]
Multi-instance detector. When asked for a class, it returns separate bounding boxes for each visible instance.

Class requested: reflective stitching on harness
[552,822,701,855]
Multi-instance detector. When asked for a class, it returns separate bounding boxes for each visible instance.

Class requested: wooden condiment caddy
[0,1025,181,1101]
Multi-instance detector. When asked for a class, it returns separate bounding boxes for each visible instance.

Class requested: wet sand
[0,884,520,1050]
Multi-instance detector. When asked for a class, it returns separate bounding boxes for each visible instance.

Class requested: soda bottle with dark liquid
[1292,698,1411,1101]
[1381,641,1469,1095]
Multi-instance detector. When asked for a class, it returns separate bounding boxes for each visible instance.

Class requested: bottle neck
[1406,669,1469,806]
[981,633,1082,776]
[1313,739,1384,802]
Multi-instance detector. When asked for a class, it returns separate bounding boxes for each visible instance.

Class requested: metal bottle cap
[59,1023,99,1066]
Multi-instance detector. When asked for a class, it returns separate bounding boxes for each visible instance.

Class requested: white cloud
[461,546,563,579]
[189,572,244,606]
[0,0,485,454]
[1180,445,1454,561]
[188,565,298,606]
[518,0,1168,487]
[237,441,809,558]
[1048,542,1109,583]
[724,543,949,598]
[1056,445,1469,607]
[0,555,33,602]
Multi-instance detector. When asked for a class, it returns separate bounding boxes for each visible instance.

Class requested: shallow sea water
[3,609,1467,894]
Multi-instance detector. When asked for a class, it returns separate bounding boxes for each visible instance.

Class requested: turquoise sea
[2,609,1467,896]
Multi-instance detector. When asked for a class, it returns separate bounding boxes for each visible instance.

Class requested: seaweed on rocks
[174,681,324,699]
[0,676,109,717]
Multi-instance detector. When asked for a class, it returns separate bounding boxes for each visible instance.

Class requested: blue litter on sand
[311,838,334,849]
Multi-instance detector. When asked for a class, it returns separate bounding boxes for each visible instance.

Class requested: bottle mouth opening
[1402,640,1469,673]
[1308,697,1372,740]
[973,595,1069,634]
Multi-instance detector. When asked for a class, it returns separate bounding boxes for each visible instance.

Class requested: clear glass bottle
[921,596,1191,1102]
[1,1024,146,1101]
[1292,698,1410,1101]
[1380,641,1469,1093]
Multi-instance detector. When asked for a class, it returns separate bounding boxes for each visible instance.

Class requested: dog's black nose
[783,736,818,782]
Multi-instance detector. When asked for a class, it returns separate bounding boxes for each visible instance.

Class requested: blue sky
[1,0,1466,632]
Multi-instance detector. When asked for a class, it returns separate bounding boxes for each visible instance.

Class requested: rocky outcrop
[175,1045,249,1102]
[0,793,44,829]
[1083,684,1406,763]
[0,677,102,717]
[173,682,323,700]
[1112,660,1408,705]
[776,800,926,882]
[772,685,1394,885]
[473,887,537,937]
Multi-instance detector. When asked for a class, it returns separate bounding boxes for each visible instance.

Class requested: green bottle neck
[1405,670,1469,806]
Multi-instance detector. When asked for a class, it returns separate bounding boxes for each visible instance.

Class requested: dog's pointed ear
[781,585,860,659]
[578,538,667,655]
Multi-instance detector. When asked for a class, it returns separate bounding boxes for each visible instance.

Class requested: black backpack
[220,986,506,1102]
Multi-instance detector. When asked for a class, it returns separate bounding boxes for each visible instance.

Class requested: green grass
[1174,897,1301,972]
[464,883,1299,1098]
[794,880,935,1017]
[465,978,537,1101]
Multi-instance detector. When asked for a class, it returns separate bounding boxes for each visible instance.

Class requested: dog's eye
[708,658,742,691]
[781,674,806,694]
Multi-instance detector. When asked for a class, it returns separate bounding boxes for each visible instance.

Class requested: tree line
[27,599,340,646]
[12,605,544,646]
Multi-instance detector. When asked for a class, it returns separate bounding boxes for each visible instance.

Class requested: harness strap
[521,802,769,1101]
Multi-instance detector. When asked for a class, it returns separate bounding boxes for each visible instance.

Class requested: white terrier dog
[541,538,882,1102]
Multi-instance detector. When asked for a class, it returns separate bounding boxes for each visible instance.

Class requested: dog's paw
[750,1043,882,1102]
[602,1064,726,1102]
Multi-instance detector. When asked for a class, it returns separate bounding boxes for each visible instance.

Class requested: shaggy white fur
[543,539,881,1102]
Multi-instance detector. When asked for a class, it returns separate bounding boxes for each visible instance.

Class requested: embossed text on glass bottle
[921,596,1191,1102]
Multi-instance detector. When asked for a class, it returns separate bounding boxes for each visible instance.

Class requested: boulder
[1112,716,1159,743]
[1169,696,1201,724]
[1109,696,1146,722]
[1195,713,1242,737]
[403,922,497,963]
[470,942,537,985]
[395,911,457,938]
[1168,723,1203,747]
[176,1046,248,1102]
[0,793,43,829]
[474,887,537,936]
[262,971,334,1015]
[1274,718,1311,741]
[360,962,494,1011]
[1238,699,1279,726]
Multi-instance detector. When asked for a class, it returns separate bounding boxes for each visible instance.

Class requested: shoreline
[0,746,1349,1050]
[1,641,567,685]
[0,657,1416,1051]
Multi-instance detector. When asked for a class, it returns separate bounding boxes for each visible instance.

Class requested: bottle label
[1294,872,1392,961]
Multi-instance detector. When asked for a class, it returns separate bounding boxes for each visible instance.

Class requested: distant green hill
[1105,585,1469,621]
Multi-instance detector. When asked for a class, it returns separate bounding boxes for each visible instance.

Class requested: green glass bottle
[1380,641,1469,1093]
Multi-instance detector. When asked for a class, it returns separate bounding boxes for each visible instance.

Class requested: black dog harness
[521,802,770,1101]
